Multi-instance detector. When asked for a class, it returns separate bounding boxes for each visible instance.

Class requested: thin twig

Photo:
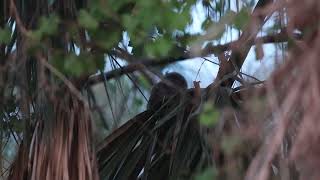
[109,55,148,101]
[202,57,263,82]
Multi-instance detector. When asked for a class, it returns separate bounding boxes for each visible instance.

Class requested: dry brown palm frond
[8,87,99,180]
[242,1,320,179]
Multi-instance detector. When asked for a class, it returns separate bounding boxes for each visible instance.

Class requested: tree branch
[212,0,275,88]
[87,31,301,86]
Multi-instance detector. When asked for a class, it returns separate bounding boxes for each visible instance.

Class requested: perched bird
[147,72,188,112]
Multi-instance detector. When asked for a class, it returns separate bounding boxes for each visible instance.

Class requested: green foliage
[51,52,104,77]
[0,26,11,44]
[78,10,99,30]
[145,36,173,57]
[195,167,217,180]
[233,8,250,30]
[64,54,85,76]
[122,14,139,33]
[31,14,60,40]
[13,0,254,80]
[199,103,219,127]
[120,0,194,57]
[95,30,122,49]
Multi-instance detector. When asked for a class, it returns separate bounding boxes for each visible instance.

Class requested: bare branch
[213,0,276,88]
[87,32,301,86]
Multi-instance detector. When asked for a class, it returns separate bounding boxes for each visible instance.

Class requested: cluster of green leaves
[15,0,255,78]
[29,14,60,40]
[22,0,196,77]
[51,51,104,76]
[0,26,11,44]
[199,102,220,127]
[118,0,196,57]
[52,0,198,75]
